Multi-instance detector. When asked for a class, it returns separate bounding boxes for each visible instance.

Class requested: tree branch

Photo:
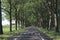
[1,7,10,13]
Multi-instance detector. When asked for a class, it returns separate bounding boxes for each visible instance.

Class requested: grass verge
[0,26,26,40]
[38,27,60,40]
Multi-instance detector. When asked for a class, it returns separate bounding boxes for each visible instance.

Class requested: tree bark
[15,8,18,30]
[55,0,59,32]
[9,0,12,32]
[0,0,3,34]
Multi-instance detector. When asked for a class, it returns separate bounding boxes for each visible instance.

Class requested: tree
[0,0,3,34]
[7,0,12,32]
[55,0,59,32]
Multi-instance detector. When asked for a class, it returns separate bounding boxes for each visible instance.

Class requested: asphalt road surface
[7,27,53,40]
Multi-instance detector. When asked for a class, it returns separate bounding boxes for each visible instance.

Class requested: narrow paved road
[7,27,53,40]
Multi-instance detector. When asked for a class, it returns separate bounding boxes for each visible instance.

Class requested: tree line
[0,0,60,34]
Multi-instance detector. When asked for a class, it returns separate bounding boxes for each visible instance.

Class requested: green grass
[0,26,26,40]
[38,27,60,40]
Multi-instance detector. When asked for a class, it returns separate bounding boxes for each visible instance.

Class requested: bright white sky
[2,12,10,25]
[2,12,15,25]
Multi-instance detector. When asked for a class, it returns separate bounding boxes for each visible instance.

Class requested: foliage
[1,0,60,32]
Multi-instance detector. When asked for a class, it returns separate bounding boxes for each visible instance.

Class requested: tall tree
[0,0,3,34]
[55,0,59,32]
[8,0,12,32]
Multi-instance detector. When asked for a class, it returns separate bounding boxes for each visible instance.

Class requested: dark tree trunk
[9,0,12,32]
[15,17,17,30]
[0,0,3,34]
[15,8,18,30]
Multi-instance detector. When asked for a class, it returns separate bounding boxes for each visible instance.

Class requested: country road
[7,27,53,40]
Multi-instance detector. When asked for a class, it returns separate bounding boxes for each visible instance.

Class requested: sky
[2,12,10,25]
[2,12,15,25]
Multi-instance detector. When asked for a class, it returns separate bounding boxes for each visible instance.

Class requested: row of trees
[41,0,59,32]
[0,0,59,34]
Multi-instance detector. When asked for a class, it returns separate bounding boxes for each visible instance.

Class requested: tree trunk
[54,14,59,32]
[15,8,18,30]
[55,0,59,32]
[17,20,20,29]
[15,18,17,30]
[9,0,12,32]
[49,12,51,30]
[0,0,3,34]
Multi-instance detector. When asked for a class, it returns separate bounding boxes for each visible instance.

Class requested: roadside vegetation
[38,27,60,40]
[0,26,26,40]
